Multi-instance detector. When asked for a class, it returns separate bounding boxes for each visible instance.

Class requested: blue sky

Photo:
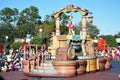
[0,0,120,35]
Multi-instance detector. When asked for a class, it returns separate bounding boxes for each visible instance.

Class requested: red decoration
[0,43,3,53]
[97,38,106,51]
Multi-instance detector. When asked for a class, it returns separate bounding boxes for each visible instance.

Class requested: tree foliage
[32,36,40,44]
[60,13,69,35]
[101,35,118,47]
[16,6,41,38]
[17,6,41,25]
[0,7,17,24]
[114,32,120,38]
[0,7,19,44]
[11,42,22,50]
[43,21,55,38]
[0,6,119,49]
[79,21,100,39]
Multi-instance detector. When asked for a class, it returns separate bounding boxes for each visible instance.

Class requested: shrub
[11,42,22,50]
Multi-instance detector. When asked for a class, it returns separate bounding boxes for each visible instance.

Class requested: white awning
[116,38,120,43]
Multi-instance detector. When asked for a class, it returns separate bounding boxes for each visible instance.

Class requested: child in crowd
[112,48,117,60]
[117,47,120,61]
[8,61,14,71]
[14,61,21,71]
[1,61,8,72]
[0,61,3,72]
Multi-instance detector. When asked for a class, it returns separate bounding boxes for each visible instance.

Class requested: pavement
[0,60,120,80]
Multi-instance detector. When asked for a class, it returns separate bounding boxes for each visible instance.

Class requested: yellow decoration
[56,17,60,29]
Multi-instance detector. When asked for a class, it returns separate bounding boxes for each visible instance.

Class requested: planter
[22,60,30,72]
[53,60,76,76]
[30,60,35,70]
[105,57,111,70]
[78,56,96,72]
[96,57,106,71]
[76,60,87,75]
[22,60,29,65]
[36,58,40,66]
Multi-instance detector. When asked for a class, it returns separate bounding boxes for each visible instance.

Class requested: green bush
[11,42,22,50]
[32,36,40,44]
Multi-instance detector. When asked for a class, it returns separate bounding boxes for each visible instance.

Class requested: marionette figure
[67,14,74,35]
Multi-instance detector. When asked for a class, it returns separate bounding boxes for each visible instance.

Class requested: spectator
[2,52,7,60]
[0,43,3,58]
[117,47,120,61]
[1,61,8,72]
[8,61,14,71]
[0,61,3,72]
[112,48,117,60]
[26,49,30,60]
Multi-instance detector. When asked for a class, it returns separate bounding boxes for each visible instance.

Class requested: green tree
[60,13,69,25]
[60,13,69,35]
[114,32,120,38]
[43,21,55,38]
[0,7,15,24]
[0,24,15,44]
[16,6,41,38]
[74,25,81,35]
[11,42,22,50]
[17,6,41,25]
[0,7,19,44]
[79,21,100,39]
[87,24,100,39]
[13,8,19,26]
[102,35,118,47]
[42,13,69,38]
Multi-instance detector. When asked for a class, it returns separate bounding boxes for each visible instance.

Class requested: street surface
[0,60,120,80]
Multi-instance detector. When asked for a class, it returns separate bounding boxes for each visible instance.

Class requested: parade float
[22,4,111,79]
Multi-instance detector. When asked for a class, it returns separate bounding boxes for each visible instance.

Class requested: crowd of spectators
[110,47,120,61]
[0,42,120,72]
[0,49,23,72]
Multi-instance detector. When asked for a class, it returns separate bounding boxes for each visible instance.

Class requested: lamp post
[88,16,93,23]
[5,36,8,43]
[39,29,43,45]
[31,36,33,44]
[5,36,9,55]
[31,36,33,40]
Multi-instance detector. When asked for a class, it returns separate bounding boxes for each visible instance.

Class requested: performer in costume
[97,36,107,56]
